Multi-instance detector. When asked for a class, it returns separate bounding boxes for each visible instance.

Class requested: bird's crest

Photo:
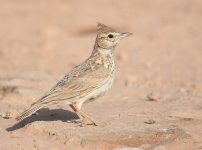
[97,23,116,34]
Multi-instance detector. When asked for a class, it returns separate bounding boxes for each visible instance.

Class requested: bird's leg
[69,104,83,119]
[69,104,98,126]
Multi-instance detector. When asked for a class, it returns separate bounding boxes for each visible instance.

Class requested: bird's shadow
[6,108,78,131]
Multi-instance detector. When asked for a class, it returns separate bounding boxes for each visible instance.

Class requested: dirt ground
[0,0,202,149]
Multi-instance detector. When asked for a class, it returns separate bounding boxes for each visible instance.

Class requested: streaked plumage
[16,23,132,125]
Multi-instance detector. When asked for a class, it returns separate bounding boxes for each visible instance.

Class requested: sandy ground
[0,0,202,149]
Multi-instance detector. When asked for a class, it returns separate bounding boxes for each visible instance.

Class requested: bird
[16,23,132,126]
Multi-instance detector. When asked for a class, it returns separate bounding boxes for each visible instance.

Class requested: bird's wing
[32,64,110,105]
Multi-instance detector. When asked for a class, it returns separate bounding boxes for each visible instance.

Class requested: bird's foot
[68,118,104,127]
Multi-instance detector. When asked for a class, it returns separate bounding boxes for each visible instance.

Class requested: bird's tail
[16,103,44,122]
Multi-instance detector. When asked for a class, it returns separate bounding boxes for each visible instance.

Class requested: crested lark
[16,23,132,126]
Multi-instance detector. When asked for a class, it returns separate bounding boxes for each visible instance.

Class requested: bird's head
[96,23,132,49]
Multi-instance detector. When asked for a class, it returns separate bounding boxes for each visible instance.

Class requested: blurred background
[0,0,201,79]
[0,0,202,149]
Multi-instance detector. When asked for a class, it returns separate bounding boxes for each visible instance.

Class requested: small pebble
[147,92,161,101]
[0,112,11,119]
[144,119,156,124]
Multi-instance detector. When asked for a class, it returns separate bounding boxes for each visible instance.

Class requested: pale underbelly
[74,76,114,109]
[86,77,114,102]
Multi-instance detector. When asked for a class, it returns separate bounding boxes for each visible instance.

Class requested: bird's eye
[108,34,113,38]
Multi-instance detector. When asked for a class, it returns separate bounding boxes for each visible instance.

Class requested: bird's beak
[119,32,132,39]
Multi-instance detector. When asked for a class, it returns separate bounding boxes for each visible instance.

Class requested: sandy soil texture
[0,0,202,149]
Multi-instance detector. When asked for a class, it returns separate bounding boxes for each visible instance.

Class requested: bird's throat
[92,43,114,57]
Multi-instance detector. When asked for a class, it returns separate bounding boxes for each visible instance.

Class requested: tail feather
[16,104,44,122]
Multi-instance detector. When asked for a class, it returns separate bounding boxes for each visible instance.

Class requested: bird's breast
[85,75,114,103]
